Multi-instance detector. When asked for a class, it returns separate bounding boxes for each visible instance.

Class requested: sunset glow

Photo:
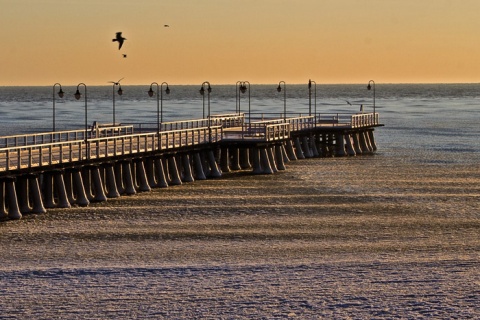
[2,0,480,86]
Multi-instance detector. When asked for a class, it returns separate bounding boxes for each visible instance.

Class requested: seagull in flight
[108,78,124,85]
[112,32,126,50]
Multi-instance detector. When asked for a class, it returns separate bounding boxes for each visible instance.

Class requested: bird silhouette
[112,32,126,50]
[108,78,124,85]
[164,25,170,27]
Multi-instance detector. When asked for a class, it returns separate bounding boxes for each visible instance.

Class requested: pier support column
[251,147,263,174]
[16,175,31,214]
[335,134,347,157]
[239,148,251,169]
[154,157,169,187]
[352,133,362,155]
[53,170,71,208]
[367,130,377,151]
[230,147,242,170]
[134,159,152,192]
[345,134,357,156]
[260,147,274,174]
[103,163,120,198]
[0,181,7,220]
[19,174,47,214]
[267,146,278,172]
[90,166,107,202]
[310,134,320,157]
[29,175,46,213]
[220,148,231,173]
[167,155,182,185]
[70,167,90,206]
[207,150,222,178]
[5,177,21,220]
[193,152,207,180]
[359,131,371,154]
[301,136,313,158]
[285,139,297,161]
[275,144,286,170]
[293,137,305,159]
[122,161,137,195]
[181,154,195,183]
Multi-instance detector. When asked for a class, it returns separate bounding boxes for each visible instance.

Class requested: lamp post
[276,81,286,121]
[109,78,123,125]
[199,81,212,142]
[74,83,88,143]
[52,83,64,132]
[199,81,212,119]
[367,80,376,123]
[235,81,242,114]
[308,79,317,125]
[148,82,170,135]
[239,81,251,131]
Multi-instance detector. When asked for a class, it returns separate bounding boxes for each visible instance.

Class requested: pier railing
[0,125,134,148]
[0,126,222,172]
[127,114,245,133]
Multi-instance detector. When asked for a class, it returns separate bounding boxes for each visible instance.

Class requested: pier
[0,107,382,221]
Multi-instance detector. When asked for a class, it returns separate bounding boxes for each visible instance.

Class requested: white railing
[125,114,245,132]
[351,113,378,128]
[0,125,134,148]
[0,126,222,172]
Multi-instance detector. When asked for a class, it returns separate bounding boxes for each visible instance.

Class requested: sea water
[0,84,479,318]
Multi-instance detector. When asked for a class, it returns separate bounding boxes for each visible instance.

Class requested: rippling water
[0,84,479,318]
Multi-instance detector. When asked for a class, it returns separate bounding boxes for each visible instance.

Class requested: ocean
[0,84,478,318]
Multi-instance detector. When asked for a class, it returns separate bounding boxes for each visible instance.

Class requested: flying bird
[345,100,352,106]
[122,54,127,58]
[164,25,170,27]
[112,32,126,50]
[108,78,124,85]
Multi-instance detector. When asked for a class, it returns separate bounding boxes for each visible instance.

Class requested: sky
[1,0,480,86]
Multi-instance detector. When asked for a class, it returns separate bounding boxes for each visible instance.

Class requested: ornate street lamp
[52,83,64,132]
[109,78,124,125]
[148,82,170,135]
[308,79,317,125]
[276,81,286,121]
[199,81,212,142]
[199,81,212,119]
[74,83,88,143]
[238,81,251,131]
[367,80,376,122]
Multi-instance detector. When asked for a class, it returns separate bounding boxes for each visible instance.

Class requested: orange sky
[1,0,480,86]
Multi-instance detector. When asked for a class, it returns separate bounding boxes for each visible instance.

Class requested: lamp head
[276,85,282,93]
[207,85,212,93]
[58,88,64,98]
[308,79,311,89]
[74,89,81,100]
[117,86,123,95]
[367,83,372,90]
[240,84,247,94]
[147,86,154,97]
[165,86,170,94]
[199,86,205,95]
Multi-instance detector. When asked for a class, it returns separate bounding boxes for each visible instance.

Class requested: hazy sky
[1,0,479,86]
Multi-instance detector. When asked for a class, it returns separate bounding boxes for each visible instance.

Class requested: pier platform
[0,111,382,220]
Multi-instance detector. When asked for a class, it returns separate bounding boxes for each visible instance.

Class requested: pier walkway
[0,111,382,220]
